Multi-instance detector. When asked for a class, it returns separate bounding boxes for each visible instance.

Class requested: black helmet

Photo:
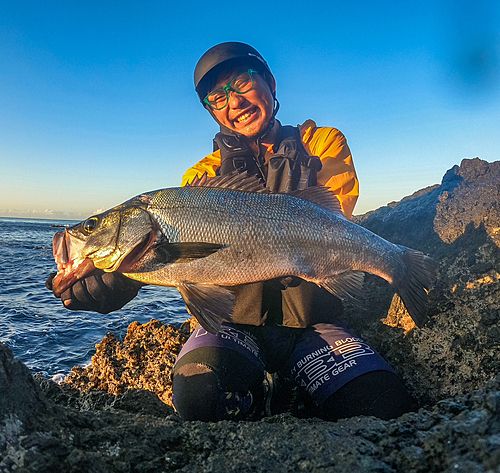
[194,42,274,101]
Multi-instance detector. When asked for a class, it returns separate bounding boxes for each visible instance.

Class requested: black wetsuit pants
[172,323,414,421]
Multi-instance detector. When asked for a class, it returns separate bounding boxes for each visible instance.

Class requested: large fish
[51,173,436,332]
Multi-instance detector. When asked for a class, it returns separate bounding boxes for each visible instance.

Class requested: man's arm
[300,120,359,218]
[181,151,221,186]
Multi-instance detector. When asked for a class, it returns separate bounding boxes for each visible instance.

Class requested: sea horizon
[0,215,80,224]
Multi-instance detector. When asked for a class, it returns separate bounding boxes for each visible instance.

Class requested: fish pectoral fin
[319,271,365,300]
[177,283,234,333]
[154,242,227,264]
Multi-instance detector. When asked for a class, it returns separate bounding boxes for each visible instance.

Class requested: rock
[345,158,499,406]
[0,344,50,428]
[0,158,498,472]
[63,319,190,407]
[434,158,500,246]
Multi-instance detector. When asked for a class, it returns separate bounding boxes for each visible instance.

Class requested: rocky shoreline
[1,158,498,472]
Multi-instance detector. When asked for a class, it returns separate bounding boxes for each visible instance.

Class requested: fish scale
[51,174,437,332]
[129,187,394,287]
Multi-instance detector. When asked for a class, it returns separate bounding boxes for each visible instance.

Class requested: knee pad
[172,347,265,421]
[172,362,222,421]
[317,370,416,421]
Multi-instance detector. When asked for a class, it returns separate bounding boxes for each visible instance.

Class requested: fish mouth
[51,230,97,297]
[50,229,160,297]
[51,257,97,297]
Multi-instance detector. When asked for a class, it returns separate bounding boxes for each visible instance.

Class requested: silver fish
[51,173,436,332]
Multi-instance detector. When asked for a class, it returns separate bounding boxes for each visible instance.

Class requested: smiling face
[206,67,276,138]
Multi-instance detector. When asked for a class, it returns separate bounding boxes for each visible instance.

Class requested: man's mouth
[233,107,258,126]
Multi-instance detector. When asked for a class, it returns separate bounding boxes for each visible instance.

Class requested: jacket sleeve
[300,120,359,219]
[181,150,222,187]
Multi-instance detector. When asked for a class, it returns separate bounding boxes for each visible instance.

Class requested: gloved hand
[45,271,143,314]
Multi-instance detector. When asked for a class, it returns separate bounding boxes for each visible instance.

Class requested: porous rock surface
[1,158,498,472]
[63,320,190,407]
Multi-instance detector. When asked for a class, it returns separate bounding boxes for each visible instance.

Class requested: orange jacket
[181,120,359,218]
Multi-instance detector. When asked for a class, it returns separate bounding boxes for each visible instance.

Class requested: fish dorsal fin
[289,186,344,214]
[187,171,269,193]
[187,173,210,187]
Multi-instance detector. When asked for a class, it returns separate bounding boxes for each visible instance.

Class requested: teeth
[236,110,254,123]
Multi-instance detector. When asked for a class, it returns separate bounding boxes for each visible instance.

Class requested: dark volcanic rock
[1,357,498,472]
[1,158,498,472]
[354,157,499,252]
[0,344,50,428]
[345,158,499,406]
[434,158,499,246]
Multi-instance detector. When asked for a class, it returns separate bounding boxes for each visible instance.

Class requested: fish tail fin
[395,246,437,327]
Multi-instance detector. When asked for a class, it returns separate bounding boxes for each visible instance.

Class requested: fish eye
[83,217,99,234]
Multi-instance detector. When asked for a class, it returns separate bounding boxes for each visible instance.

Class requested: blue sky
[0,1,499,219]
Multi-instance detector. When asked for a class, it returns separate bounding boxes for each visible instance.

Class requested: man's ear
[268,74,277,97]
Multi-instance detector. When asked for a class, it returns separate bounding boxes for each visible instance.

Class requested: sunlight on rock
[381,294,417,334]
[63,320,190,407]
[465,273,500,290]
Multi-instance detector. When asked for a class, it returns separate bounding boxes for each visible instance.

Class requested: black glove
[45,271,143,314]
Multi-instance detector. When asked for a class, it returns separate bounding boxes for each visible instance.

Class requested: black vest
[214,124,343,328]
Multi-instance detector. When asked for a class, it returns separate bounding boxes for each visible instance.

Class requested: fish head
[51,204,159,296]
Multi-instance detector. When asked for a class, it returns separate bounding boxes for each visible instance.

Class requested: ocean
[0,217,188,377]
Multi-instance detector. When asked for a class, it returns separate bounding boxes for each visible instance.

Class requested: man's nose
[228,91,247,108]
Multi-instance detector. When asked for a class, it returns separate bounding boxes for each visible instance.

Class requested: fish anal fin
[290,187,343,214]
[186,171,269,193]
[319,271,365,300]
[177,283,234,333]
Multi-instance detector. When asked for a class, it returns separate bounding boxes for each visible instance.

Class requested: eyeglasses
[203,69,257,110]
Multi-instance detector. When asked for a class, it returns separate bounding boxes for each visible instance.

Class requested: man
[47,42,414,422]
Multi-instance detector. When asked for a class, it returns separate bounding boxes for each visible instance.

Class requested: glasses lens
[231,71,253,93]
[206,89,228,110]
[204,70,256,110]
